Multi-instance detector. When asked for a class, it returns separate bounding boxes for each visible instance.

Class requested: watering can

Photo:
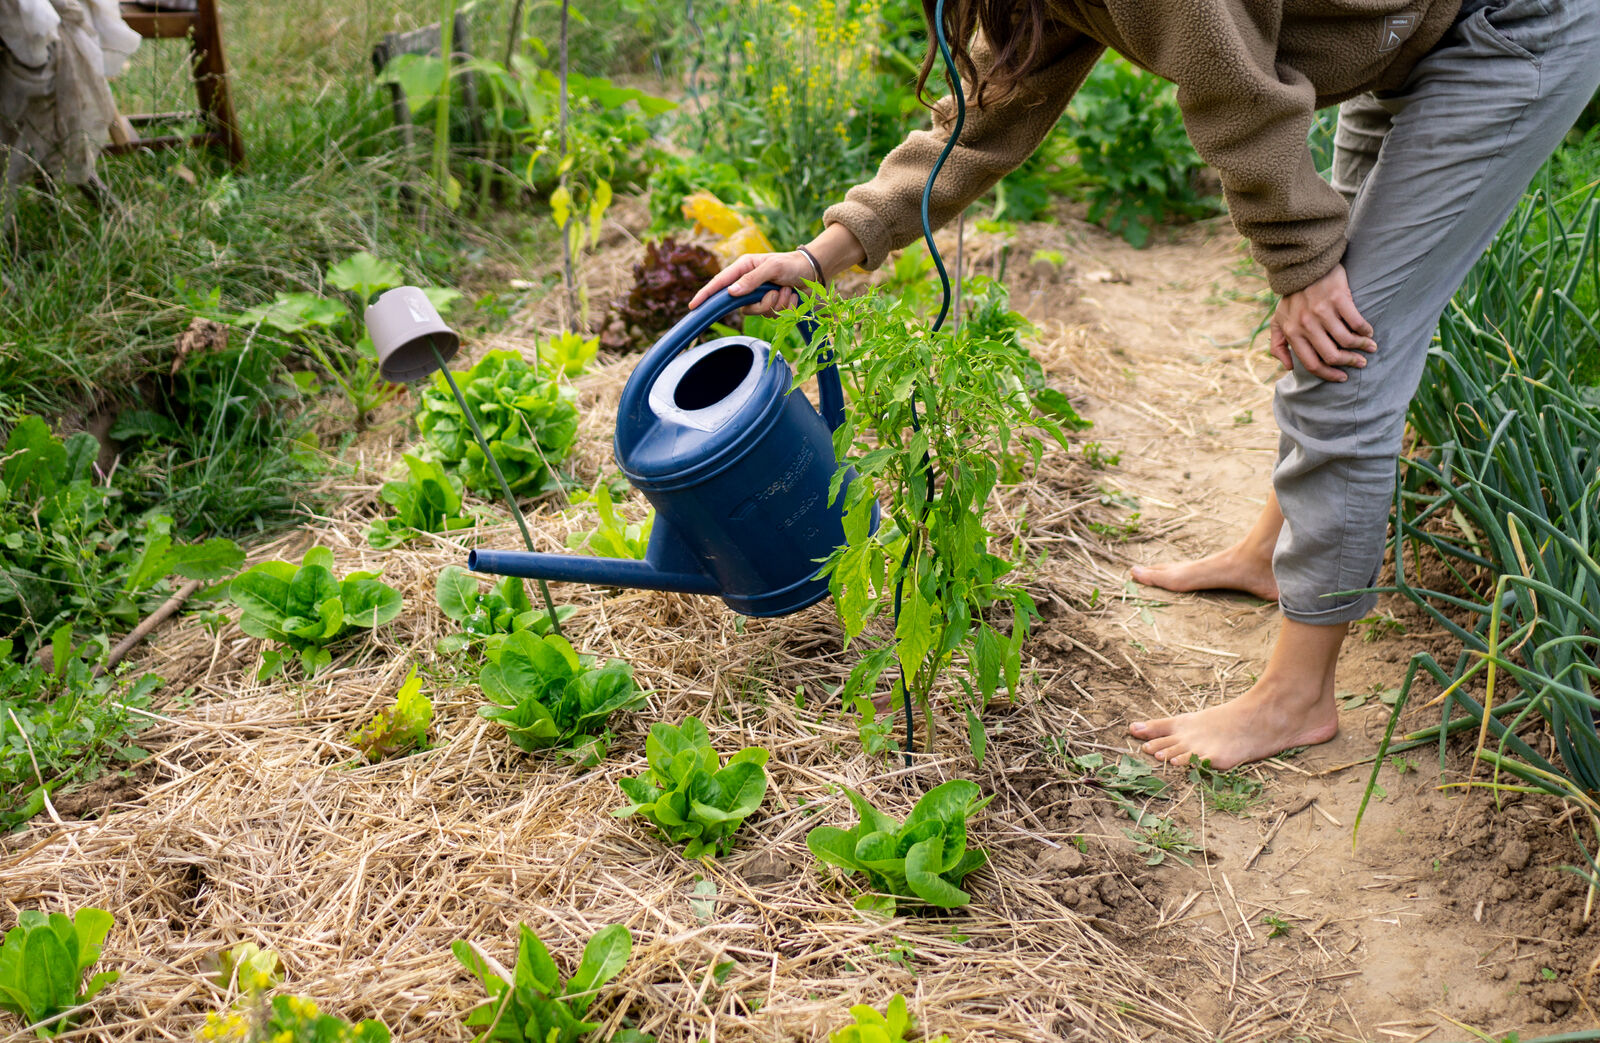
[368,283,871,618]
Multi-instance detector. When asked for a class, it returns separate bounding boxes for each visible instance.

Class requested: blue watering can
[467,284,872,617]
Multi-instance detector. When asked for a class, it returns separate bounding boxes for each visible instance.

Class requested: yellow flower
[286,995,320,1020]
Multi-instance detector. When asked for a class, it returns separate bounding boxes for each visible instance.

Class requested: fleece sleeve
[823,24,1105,271]
[1146,0,1350,295]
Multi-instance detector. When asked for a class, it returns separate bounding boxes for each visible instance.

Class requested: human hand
[687,251,817,317]
[1269,264,1376,382]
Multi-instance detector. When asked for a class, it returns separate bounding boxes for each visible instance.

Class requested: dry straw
[2,219,1338,1043]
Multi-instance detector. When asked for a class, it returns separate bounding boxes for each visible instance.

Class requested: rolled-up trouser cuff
[1280,590,1379,626]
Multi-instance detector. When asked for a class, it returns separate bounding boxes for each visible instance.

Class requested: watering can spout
[467,517,721,596]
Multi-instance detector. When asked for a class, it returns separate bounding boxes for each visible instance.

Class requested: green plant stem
[429,344,564,640]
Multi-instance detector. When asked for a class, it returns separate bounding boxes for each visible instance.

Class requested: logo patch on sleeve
[1379,12,1418,52]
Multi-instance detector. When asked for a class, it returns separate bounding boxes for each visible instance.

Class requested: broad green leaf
[904,837,972,908]
[342,578,403,628]
[435,565,478,622]
[805,826,861,871]
[328,251,404,300]
[302,547,335,572]
[708,761,767,817]
[565,923,630,1015]
[514,924,560,996]
[842,787,899,838]
[164,537,244,581]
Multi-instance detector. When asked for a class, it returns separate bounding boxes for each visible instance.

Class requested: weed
[1089,513,1142,541]
[1082,442,1121,470]
[1190,759,1264,817]
[1261,914,1292,939]
[1357,612,1407,642]
[1125,815,1201,867]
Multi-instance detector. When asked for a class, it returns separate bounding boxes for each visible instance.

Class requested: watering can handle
[630,283,845,432]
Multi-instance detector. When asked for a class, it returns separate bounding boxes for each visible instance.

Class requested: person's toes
[1141,734,1181,756]
[1130,717,1175,739]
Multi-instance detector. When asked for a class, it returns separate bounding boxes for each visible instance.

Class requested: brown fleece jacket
[823,0,1462,295]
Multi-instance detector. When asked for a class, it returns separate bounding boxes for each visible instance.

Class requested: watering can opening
[647,335,768,435]
[676,340,754,410]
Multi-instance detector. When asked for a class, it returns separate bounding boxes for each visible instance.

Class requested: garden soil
[3,201,1596,1042]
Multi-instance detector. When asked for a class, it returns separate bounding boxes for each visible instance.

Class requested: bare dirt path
[997,213,1598,1040]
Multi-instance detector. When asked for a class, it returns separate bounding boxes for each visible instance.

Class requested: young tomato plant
[434,566,573,654]
[476,632,644,766]
[613,717,770,858]
[0,908,118,1039]
[451,923,632,1043]
[806,780,991,914]
[228,547,403,679]
[777,283,1077,754]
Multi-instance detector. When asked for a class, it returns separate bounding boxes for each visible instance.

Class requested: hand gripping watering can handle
[630,283,845,431]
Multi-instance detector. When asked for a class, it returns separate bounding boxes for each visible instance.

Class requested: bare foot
[1128,617,1348,769]
[1131,544,1279,602]
[1128,680,1338,769]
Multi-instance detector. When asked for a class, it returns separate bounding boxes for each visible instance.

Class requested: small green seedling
[201,994,389,1042]
[366,454,475,549]
[807,780,991,913]
[828,994,948,1043]
[614,717,770,858]
[1189,759,1263,817]
[229,547,403,679]
[452,923,631,1043]
[477,632,645,766]
[348,665,432,762]
[434,566,574,654]
[537,330,600,379]
[1082,442,1120,470]
[566,482,652,561]
[0,908,118,1038]
[1125,814,1201,867]
[1065,751,1169,801]
[210,941,282,992]
[1261,914,1292,939]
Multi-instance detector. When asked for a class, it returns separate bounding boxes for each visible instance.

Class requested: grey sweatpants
[1271,0,1600,625]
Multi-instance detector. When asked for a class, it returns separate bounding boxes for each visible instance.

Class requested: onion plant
[1360,182,1600,876]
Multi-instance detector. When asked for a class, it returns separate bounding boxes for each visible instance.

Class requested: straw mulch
[2,226,1329,1043]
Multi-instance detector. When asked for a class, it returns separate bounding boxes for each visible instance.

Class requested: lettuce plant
[451,923,631,1043]
[829,995,948,1043]
[416,351,579,496]
[806,780,991,912]
[614,717,769,858]
[348,665,432,762]
[565,483,651,561]
[366,454,475,549]
[476,632,644,766]
[0,908,118,1038]
[434,566,573,655]
[228,547,403,679]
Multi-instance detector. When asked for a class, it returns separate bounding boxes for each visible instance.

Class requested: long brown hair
[916,0,1052,107]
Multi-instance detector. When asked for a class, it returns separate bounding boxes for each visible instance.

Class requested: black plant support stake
[429,343,565,640]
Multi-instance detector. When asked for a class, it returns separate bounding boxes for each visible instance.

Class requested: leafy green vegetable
[806,780,991,913]
[0,907,118,1038]
[416,351,579,497]
[451,923,631,1043]
[228,547,403,679]
[348,665,432,762]
[537,331,600,379]
[613,717,769,858]
[434,566,574,654]
[476,632,644,765]
[829,994,948,1043]
[565,483,651,561]
[366,454,476,549]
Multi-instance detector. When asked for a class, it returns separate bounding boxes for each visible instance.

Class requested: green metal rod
[430,343,565,641]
